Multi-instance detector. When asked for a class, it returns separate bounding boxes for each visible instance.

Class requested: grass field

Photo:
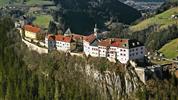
[33,15,53,28]
[159,38,178,59]
[0,0,54,6]
[26,0,54,6]
[0,0,10,6]
[130,7,178,32]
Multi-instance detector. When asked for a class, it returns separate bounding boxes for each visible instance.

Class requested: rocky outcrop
[84,64,144,99]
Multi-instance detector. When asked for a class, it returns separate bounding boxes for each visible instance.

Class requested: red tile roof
[72,34,84,40]
[55,34,72,43]
[83,34,96,43]
[47,35,55,41]
[24,25,41,33]
[110,38,128,48]
[98,39,111,47]
[98,38,128,48]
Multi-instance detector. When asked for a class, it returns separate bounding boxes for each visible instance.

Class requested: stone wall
[22,38,48,54]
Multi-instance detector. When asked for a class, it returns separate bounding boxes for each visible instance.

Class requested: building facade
[24,25,41,40]
[45,34,73,52]
[83,37,145,64]
[45,33,145,64]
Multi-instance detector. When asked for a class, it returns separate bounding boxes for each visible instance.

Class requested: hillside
[169,0,178,2]
[159,38,178,58]
[53,0,142,34]
[130,7,178,32]
[120,0,165,2]
[0,0,54,6]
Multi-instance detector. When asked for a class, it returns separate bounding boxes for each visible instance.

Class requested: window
[132,43,135,46]
[137,42,140,45]
[141,51,143,54]
[120,49,122,51]
[141,47,143,50]
[120,53,123,56]
[124,54,126,56]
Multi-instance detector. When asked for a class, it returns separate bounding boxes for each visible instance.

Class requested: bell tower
[94,24,99,38]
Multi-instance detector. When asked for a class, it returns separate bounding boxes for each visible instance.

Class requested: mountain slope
[159,38,178,58]
[53,0,141,34]
[130,7,178,32]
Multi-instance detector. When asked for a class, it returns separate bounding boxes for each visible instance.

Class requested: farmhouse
[24,25,41,40]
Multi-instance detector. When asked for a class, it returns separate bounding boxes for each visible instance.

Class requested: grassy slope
[26,0,54,6]
[33,14,53,28]
[0,0,10,6]
[0,0,53,6]
[130,7,178,32]
[159,38,178,58]
[169,0,178,2]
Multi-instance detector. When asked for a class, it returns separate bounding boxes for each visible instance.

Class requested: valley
[0,0,178,100]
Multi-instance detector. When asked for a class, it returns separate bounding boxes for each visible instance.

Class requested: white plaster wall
[98,46,107,57]
[25,31,37,39]
[116,48,129,64]
[89,46,99,57]
[83,42,90,56]
[56,41,70,52]
[108,47,117,59]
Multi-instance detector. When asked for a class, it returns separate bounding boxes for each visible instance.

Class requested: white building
[83,34,99,57]
[45,34,56,51]
[111,39,145,64]
[55,35,72,52]
[24,25,41,40]
[83,37,145,64]
[45,34,72,52]
[98,39,110,57]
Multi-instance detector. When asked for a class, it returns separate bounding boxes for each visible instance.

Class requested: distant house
[171,14,178,19]
[24,25,41,40]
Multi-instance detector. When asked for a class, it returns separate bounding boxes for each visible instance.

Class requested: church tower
[94,24,99,38]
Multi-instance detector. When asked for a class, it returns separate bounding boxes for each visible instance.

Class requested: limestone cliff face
[84,64,144,99]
